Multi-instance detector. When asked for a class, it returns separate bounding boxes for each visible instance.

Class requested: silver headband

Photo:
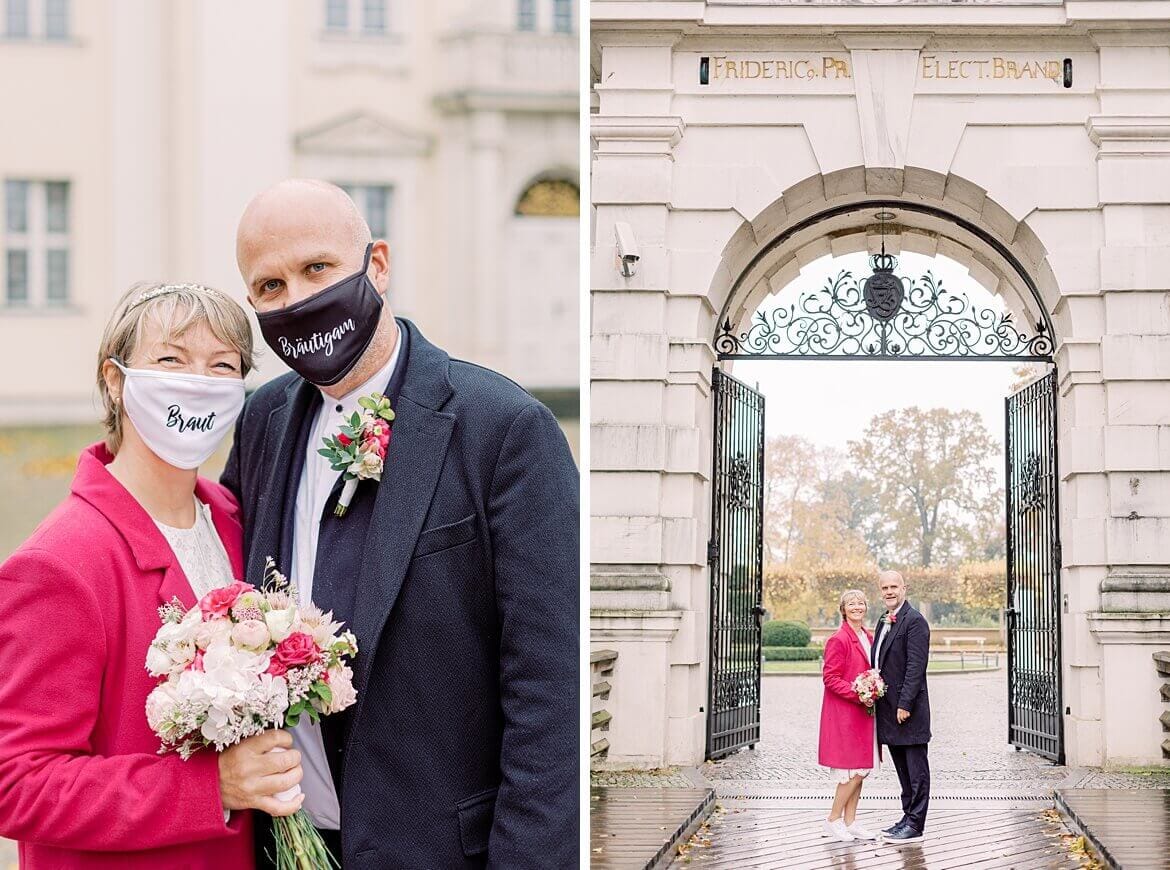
[130,283,231,308]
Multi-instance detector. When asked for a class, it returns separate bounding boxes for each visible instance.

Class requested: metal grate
[1005,369,1064,763]
[706,368,766,760]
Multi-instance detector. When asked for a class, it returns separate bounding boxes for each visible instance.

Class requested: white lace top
[153,498,234,600]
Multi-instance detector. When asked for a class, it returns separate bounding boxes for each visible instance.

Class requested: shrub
[762,620,811,648]
[763,646,823,662]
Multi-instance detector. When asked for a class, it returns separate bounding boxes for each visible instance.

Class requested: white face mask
[111,359,245,470]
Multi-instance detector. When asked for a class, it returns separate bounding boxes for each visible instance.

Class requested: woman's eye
[158,356,180,364]
[214,362,238,372]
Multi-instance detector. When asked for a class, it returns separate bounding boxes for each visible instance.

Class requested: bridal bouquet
[144,559,358,869]
[851,668,886,716]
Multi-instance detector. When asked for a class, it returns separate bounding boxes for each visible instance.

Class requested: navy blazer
[871,601,932,746]
[222,319,579,869]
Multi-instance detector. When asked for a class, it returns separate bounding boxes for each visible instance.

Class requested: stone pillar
[1083,33,1170,766]
[592,32,709,768]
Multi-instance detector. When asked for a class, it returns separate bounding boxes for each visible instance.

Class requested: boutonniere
[318,393,395,517]
[883,611,898,627]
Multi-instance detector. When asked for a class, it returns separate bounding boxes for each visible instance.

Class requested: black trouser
[887,743,930,832]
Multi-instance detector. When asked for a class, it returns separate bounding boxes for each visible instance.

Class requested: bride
[818,588,881,842]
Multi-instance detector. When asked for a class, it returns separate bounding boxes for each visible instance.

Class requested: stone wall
[591,2,1170,769]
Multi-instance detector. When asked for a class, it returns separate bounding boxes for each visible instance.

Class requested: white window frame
[3,0,70,41]
[322,0,393,38]
[3,179,71,309]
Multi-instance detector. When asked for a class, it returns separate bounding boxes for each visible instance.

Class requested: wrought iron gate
[1005,368,1064,763]
[706,367,766,760]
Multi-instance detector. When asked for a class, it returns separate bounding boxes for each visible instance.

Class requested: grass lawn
[764,660,999,674]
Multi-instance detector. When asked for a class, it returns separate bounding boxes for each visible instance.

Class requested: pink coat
[817,623,878,769]
[0,444,255,869]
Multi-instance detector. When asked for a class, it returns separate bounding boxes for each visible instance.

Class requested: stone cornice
[592,115,686,152]
[836,33,931,50]
[1087,115,1170,155]
[1087,612,1170,644]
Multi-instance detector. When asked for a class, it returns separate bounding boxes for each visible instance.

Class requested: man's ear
[370,240,392,297]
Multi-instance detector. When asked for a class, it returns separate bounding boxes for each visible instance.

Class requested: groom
[871,570,931,844]
[222,179,579,868]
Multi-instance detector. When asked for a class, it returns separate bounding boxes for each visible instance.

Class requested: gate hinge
[707,539,719,566]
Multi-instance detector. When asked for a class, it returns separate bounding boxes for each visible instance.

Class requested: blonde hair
[97,283,254,453]
[839,589,867,621]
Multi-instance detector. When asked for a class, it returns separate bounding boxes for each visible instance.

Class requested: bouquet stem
[334,478,360,517]
[272,810,340,870]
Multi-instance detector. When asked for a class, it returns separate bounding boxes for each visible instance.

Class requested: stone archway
[705,175,1070,767]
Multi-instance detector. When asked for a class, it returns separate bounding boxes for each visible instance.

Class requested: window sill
[312,32,409,74]
[0,35,85,47]
[1,304,82,316]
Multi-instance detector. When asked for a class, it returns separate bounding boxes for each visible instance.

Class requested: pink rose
[272,632,320,671]
[266,657,288,677]
[199,581,254,621]
[231,619,271,650]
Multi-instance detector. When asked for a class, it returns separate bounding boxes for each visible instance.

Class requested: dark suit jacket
[871,601,932,746]
[222,319,579,869]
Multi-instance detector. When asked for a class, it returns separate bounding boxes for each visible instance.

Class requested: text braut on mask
[167,405,217,433]
[277,318,356,359]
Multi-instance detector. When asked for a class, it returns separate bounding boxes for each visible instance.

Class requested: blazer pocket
[413,513,478,559]
[456,786,498,857]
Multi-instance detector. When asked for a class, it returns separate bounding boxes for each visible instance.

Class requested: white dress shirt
[873,600,906,670]
[289,334,401,830]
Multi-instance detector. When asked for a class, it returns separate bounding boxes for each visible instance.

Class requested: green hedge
[763,646,823,662]
[762,620,812,648]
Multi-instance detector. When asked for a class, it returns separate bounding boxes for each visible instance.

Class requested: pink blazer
[817,623,877,770]
[0,444,255,869]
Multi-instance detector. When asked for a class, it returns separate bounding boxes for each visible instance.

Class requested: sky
[729,251,1041,487]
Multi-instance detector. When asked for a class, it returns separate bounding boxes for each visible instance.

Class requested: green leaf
[286,712,301,728]
[357,396,377,411]
[316,683,333,704]
[349,412,361,428]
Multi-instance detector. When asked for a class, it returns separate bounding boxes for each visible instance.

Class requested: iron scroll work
[715,254,1054,363]
[707,369,766,760]
[1005,369,1064,763]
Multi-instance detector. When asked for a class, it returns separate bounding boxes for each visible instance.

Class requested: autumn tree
[762,434,820,565]
[847,407,999,567]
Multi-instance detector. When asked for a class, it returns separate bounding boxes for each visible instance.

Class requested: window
[361,0,386,34]
[43,0,66,39]
[4,0,69,39]
[337,183,393,241]
[5,0,29,37]
[517,0,536,31]
[553,0,573,33]
[325,0,347,30]
[324,0,390,36]
[3,179,70,307]
[515,179,579,217]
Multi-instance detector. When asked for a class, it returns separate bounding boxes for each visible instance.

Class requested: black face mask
[255,243,383,386]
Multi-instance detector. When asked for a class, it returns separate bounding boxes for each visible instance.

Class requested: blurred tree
[848,407,998,567]
[762,434,819,565]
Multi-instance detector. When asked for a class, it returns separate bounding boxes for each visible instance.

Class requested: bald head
[237,179,370,270]
[877,570,907,613]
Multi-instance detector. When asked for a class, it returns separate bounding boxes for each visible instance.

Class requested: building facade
[591,0,1170,770]
[0,0,578,424]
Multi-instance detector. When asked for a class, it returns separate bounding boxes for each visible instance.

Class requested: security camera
[614,222,639,278]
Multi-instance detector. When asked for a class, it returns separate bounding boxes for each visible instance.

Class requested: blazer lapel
[247,378,320,585]
[349,394,454,699]
[346,320,456,721]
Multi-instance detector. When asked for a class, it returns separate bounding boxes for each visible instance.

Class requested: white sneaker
[847,822,878,840]
[821,819,855,842]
